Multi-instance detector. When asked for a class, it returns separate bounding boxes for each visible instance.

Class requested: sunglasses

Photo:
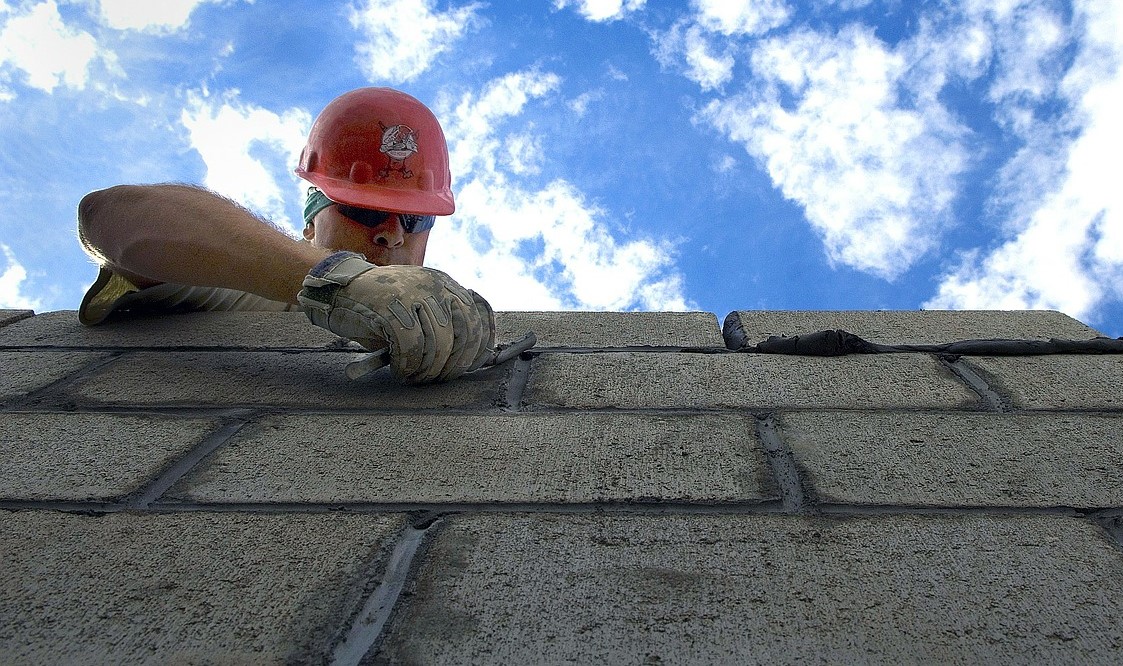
[336,204,435,234]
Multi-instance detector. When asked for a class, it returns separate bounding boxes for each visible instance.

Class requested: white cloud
[554,0,645,23]
[350,0,482,83]
[987,5,1066,103]
[0,244,43,310]
[96,0,234,32]
[701,25,968,279]
[823,0,872,9]
[679,22,734,90]
[180,91,312,234]
[652,20,734,91]
[926,0,1123,323]
[0,0,100,93]
[443,69,563,179]
[942,1,1071,139]
[568,88,603,116]
[651,0,792,92]
[714,154,737,174]
[694,0,790,36]
[501,132,544,175]
[428,70,690,311]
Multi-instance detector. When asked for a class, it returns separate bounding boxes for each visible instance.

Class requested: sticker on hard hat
[379,122,419,179]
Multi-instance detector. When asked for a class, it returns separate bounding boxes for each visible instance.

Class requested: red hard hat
[295,87,454,215]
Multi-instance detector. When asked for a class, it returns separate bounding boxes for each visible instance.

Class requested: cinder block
[724,310,1103,350]
[0,413,221,501]
[968,356,1123,410]
[0,351,109,401]
[497,311,723,348]
[0,511,403,663]
[0,310,33,328]
[375,513,1123,664]
[66,351,507,409]
[0,310,341,349]
[780,411,1123,508]
[169,413,774,504]
[524,353,979,410]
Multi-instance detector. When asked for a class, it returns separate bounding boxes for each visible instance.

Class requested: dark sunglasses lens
[339,205,435,233]
[338,205,391,227]
[402,215,436,233]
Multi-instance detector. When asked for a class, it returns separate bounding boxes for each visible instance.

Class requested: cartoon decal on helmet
[378,122,419,179]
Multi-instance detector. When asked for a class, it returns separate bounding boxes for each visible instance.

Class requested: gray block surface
[497,311,723,348]
[3,311,725,350]
[66,350,508,409]
[724,310,1103,349]
[377,513,1123,664]
[781,411,1123,507]
[525,352,980,410]
[0,310,341,348]
[0,309,33,328]
[0,413,221,501]
[0,351,109,401]
[170,413,774,504]
[968,356,1123,410]
[0,511,403,664]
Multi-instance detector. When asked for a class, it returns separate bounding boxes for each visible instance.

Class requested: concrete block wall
[1,307,1122,664]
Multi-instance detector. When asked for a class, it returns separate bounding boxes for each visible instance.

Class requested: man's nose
[372,215,405,248]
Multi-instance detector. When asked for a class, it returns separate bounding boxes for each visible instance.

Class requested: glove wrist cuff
[308,251,366,280]
[298,251,368,314]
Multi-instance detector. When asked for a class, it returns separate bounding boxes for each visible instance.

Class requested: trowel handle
[344,331,537,380]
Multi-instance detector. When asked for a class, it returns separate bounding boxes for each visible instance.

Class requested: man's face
[304,204,430,266]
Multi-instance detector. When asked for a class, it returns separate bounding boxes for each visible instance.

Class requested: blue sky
[1,0,1121,337]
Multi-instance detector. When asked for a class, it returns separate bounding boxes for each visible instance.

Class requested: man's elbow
[79,185,131,230]
[77,185,140,255]
[78,188,108,258]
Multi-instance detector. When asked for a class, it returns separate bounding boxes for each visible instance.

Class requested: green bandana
[304,187,334,226]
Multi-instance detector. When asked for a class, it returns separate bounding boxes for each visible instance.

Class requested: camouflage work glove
[297,252,496,383]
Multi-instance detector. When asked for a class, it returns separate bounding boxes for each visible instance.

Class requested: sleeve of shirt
[79,266,299,326]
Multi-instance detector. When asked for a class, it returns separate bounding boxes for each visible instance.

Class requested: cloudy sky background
[1,0,1120,336]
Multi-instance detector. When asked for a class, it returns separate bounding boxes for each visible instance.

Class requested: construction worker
[77,88,495,384]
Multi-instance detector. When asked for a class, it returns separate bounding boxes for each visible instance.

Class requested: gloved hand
[297,251,495,383]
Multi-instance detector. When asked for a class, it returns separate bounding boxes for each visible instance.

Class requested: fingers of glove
[397,298,454,383]
[444,287,485,372]
[321,299,390,349]
[320,266,495,383]
[381,305,426,380]
[416,299,445,383]
[414,273,479,382]
[465,289,498,372]
[436,299,484,382]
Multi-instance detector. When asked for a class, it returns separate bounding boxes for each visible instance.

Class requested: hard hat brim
[296,171,455,216]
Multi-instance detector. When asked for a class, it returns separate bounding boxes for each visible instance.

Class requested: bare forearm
[78,184,328,304]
